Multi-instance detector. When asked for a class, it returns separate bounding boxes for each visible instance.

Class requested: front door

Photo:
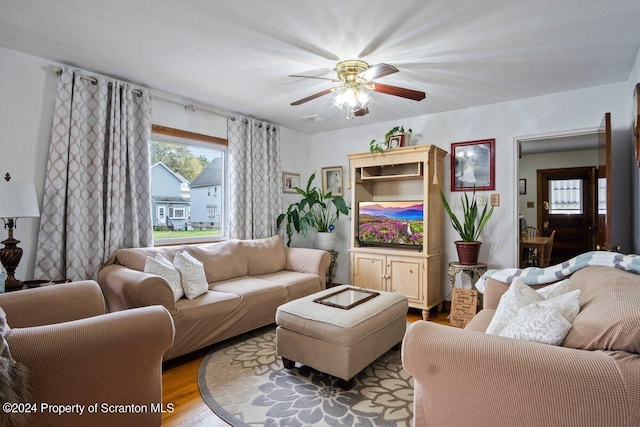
[537,166,597,265]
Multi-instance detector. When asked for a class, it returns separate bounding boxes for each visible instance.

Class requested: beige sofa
[402,266,640,427]
[0,280,174,427]
[98,236,331,361]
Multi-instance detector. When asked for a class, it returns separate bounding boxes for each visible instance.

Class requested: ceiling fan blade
[290,88,335,106]
[354,107,369,117]
[371,82,425,101]
[358,63,398,81]
[288,74,339,82]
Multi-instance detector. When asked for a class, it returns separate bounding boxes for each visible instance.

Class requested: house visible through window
[150,125,227,244]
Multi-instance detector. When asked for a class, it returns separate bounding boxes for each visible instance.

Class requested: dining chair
[522,227,541,267]
[542,230,556,267]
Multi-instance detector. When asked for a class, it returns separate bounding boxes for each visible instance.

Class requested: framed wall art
[321,166,343,196]
[450,139,495,191]
[519,179,527,195]
[282,171,300,194]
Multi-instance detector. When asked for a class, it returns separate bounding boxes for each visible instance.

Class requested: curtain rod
[49,65,229,118]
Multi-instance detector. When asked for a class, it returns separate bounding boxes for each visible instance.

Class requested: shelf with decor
[348,145,447,320]
[357,162,423,181]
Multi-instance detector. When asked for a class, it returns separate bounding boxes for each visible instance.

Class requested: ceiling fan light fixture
[332,85,372,119]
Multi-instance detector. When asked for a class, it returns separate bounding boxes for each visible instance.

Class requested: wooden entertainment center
[348,145,447,320]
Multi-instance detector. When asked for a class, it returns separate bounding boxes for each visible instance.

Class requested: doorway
[537,166,597,265]
[515,127,600,267]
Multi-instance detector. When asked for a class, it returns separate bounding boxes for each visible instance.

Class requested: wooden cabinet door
[387,256,422,303]
[352,253,386,291]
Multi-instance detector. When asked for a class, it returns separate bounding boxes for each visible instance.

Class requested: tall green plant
[440,189,494,242]
[277,172,349,246]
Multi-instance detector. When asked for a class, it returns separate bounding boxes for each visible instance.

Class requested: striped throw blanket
[475,251,640,293]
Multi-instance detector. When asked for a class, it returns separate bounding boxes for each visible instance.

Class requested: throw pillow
[174,251,208,300]
[485,279,544,335]
[536,279,570,299]
[144,254,184,302]
[531,289,581,324]
[499,305,573,345]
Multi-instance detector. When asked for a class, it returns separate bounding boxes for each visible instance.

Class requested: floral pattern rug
[198,325,414,427]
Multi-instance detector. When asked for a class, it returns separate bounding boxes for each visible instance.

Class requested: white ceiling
[1,0,640,134]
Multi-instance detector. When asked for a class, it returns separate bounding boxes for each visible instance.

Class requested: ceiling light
[332,83,373,120]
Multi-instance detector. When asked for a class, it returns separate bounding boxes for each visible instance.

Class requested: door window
[549,179,583,214]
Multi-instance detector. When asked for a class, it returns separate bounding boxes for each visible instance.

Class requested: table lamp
[0,174,40,291]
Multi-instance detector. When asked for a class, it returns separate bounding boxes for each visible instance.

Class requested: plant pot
[455,241,482,265]
[315,232,337,251]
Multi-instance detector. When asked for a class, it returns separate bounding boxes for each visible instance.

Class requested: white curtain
[227,116,282,239]
[34,68,152,281]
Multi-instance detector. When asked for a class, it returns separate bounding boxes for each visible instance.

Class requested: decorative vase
[455,241,482,265]
[315,232,337,251]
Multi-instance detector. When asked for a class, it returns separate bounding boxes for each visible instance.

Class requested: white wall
[518,149,598,229]
[0,46,311,281]
[308,83,629,293]
[0,47,58,281]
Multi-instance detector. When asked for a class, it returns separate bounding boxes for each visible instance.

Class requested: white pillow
[485,279,544,335]
[173,251,208,300]
[499,305,572,346]
[536,279,570,299]
[144,254,184,302]
[532,289,581,324]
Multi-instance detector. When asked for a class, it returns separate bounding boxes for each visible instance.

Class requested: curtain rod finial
[4,173,10,182]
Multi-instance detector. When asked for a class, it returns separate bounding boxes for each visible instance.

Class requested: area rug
[198,325,414,427]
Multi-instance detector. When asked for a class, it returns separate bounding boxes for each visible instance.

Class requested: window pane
[598,178,606,215]
[549,179,582,214]
[150,137,226,242]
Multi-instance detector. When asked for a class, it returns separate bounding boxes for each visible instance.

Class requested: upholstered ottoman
[275,285,408,389]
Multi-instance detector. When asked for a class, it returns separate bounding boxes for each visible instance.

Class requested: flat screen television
[358,201,424,248]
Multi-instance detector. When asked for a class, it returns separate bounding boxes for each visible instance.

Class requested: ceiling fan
[289,60,425,119]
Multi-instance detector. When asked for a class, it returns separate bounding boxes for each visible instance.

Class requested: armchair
[0,281,175,427]
[402,266,640,427]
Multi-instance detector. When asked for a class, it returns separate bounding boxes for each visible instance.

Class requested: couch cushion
[190,240,248,283]
[143,253,184,302]
[254,271,323,302]
[240,236,287,276]
[174,290,241,322]
[173,251,208,300]
[563,266,640,353]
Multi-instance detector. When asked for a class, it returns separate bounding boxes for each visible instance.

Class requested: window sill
[154,236,228,247]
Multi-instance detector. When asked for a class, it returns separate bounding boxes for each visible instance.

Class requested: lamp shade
[0,182,40,218]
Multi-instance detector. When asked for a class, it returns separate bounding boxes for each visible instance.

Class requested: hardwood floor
[161,307,451,426]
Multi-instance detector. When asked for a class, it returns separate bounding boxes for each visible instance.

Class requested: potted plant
[369,126,413,153]
[440,189,494,265]
[277,171,349,250]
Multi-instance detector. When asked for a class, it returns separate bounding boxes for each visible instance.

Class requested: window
[207,205,217,218]
[168,207,187,219]
[598,178,606,215]
[549,179,583,214]
[150,125,228,244]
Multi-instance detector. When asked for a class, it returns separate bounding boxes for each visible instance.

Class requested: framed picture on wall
[519,179,526,195]
[450,139,495,191]
[282,172,300,194]
[321,166,343,196]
